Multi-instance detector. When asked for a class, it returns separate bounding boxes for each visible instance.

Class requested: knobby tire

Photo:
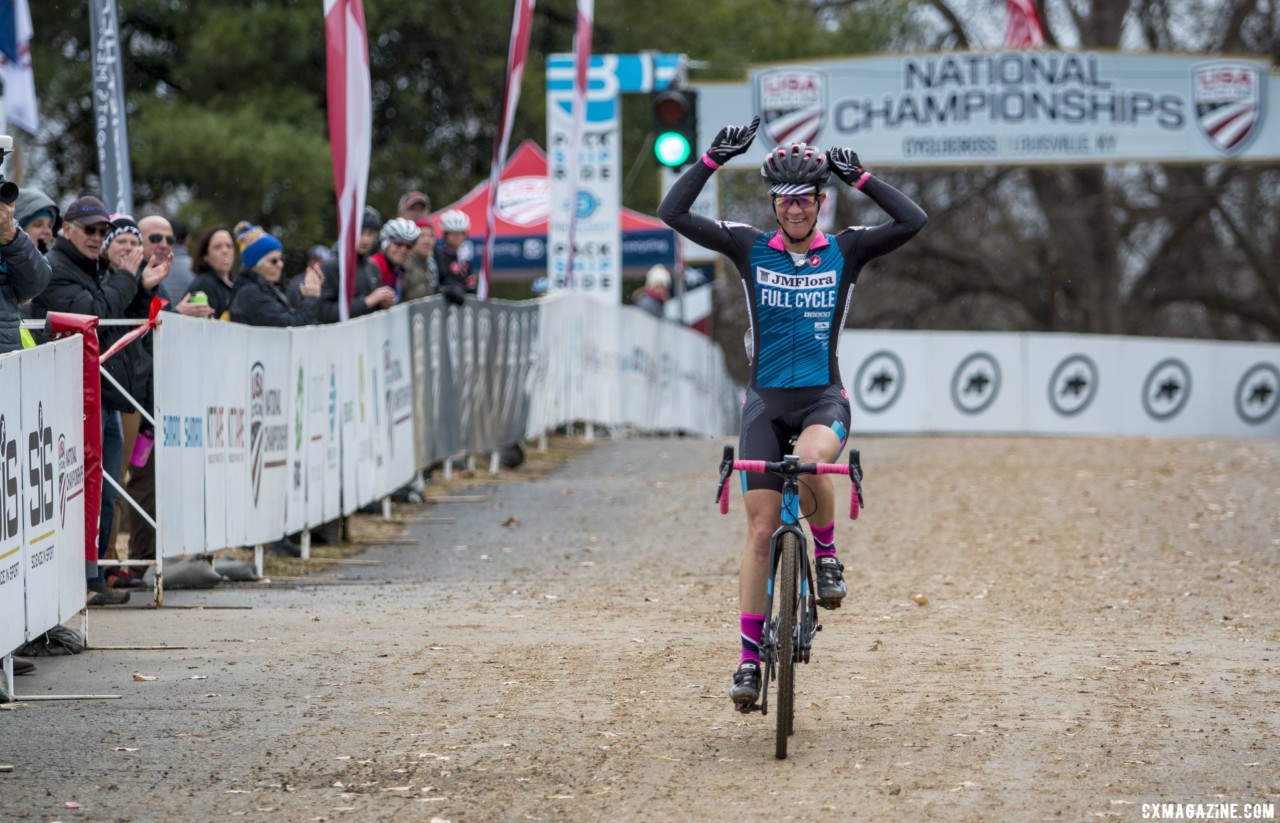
[775,531,799,760]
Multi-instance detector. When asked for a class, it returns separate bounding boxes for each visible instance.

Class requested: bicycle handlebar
[715,446,864,521]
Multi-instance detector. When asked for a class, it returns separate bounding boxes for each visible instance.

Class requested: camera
[0,135,20,205]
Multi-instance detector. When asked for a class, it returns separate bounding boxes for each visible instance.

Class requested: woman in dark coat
[227,222,321,327]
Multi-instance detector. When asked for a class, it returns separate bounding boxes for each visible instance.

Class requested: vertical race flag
[481,0,537,301]
[1004,0,1046,48]
[0,0,37,134]
[88,0,133,215]
[562,0,593,286]
[324,0,372,322]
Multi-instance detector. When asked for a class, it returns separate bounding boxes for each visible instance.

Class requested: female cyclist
[658,117,927,708]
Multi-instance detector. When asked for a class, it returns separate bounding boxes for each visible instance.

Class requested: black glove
[441,283,466,307]
[706,117,760,166]
[826,147,865,186]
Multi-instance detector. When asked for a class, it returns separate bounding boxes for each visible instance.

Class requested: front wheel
[774,531,799,759]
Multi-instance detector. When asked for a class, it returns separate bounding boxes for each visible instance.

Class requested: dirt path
[3,436,1278,822]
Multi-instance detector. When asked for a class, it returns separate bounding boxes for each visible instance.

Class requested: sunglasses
[391,240,415,248]
[77,223,109,237]
[148,233,176,245]
[772,193,819,209]
[262,255,285,265]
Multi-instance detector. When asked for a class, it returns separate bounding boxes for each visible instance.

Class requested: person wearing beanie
[228,222,322,327]
[14,187,61,254]
[633,264,672,319]
[317,205,395,323]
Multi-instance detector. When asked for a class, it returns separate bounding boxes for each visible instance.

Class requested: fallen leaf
[912,594,929,606]
[112,747,140,753]
[188,675,208,680]
[501,516,520,528]
[132,673,157,682]
[65,801,84,809]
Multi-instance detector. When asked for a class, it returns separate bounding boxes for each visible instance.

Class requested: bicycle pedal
[735,702,761,714]
[817,599,843,611]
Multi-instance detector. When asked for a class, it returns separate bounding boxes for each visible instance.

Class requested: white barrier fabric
[840,331,1280,438]
[285,328,309,536]
[244,327,290,546]
[0,338,86,657]
[526,293,736,438]
[0,353,27,655]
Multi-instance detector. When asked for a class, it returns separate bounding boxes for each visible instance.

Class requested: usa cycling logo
[756,68,826,148]
[1193,62,1264,155]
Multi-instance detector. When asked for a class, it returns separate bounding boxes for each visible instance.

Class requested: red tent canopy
[429,140,676,281]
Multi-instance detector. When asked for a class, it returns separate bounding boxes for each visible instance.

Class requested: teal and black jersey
[659,156,926,390]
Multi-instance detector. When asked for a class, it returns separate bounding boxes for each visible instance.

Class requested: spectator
[1,190,53,354]
[397,190,430,222]
[165,217,196,301]
[287,244,330,309]
[633,264,671,319]
[317,205,394,322]
[228,222,322,326]
[401,219,438,301]
[187,225,238,319]
[370,217,420,302]
[14,186,59,254]
[435,209,477,306]
[32,198,159,605]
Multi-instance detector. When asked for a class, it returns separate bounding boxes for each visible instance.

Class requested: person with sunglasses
[658,118,927,710]
[369,217,421,304]
[33,196,157,604]
[227,221,322,327]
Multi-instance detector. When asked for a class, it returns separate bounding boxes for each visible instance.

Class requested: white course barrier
[1,338,87,660]
[839,330,1280,437]
[154,306,418,557]
[526,292,737,438]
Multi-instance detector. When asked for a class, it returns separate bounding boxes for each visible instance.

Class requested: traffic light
[652,88,699,168]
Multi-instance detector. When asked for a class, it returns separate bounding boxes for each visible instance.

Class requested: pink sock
[811,521,836,558]
[740,613,765,664]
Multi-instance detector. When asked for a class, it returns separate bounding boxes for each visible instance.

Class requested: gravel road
[3,435,1278,822]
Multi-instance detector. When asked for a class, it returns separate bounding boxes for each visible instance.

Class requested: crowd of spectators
[1,177,482,656]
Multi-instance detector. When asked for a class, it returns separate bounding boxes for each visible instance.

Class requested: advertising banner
[54,337,87,622]
[0,353,26,653]
[698,51,1280,167]
[243,327,290,546]
[20,345,61,636]
[285,327,310,535]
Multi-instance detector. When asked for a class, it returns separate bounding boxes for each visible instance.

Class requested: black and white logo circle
[1048,354,1098,417]
[1141,358,1192,421]
[950,352,1000,415]
[1234,362,1279,425]
[853,350,904,414]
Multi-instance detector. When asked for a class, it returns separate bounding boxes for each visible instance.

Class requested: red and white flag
[1004,0,1045,48]
[482,0,537,300]
[563,0,593,286]
[324,0,372,322]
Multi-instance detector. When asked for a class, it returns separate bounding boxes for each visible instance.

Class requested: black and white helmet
[761,142,830,195]
[381,217,421,246]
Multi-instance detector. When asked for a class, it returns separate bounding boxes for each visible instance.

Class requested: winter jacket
[317,252,384,323]
[186,271,236,320]
[434,241,477,306]
[227,268,320,327]
[0,228,52,354]
[32,236,150,411]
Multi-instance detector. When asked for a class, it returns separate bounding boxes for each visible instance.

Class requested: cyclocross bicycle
[714,444,864,759]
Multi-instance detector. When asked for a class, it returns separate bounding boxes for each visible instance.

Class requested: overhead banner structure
[0,339,86,659]
[88,0,134,214]
[546,52,683,300]
[697,51,1280,167]
[839,330,1280,438]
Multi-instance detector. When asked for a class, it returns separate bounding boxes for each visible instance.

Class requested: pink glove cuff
[855,171,871,189]
[702,155,720,170]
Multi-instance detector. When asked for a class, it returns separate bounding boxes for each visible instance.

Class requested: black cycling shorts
[738,384,851,493]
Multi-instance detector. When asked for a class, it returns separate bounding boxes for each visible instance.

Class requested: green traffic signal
[655,131,692,167]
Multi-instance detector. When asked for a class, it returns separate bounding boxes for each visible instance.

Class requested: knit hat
[235,221,284,270]
[103,213,142,250]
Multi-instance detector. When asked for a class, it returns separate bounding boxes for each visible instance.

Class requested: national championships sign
[696,51,1278,167]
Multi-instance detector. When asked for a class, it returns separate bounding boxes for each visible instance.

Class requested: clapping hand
[140,249,172,291]
[300,266,323,299]
[706,116,760,166]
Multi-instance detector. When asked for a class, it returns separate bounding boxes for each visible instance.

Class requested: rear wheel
[775,531,799,759]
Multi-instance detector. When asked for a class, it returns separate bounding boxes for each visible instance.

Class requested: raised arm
[827,147,927,257]
[658,118,761,256]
